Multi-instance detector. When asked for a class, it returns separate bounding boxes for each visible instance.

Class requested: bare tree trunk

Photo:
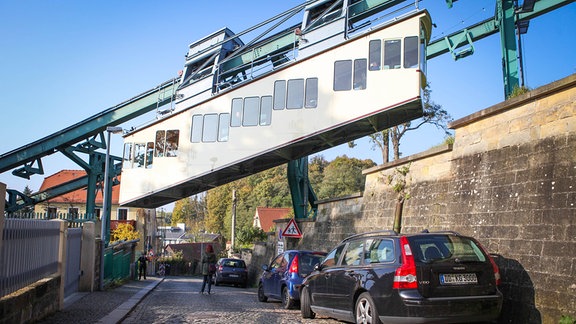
[393,196,404,233]
[392,127,401,160]
[382,129,390,163]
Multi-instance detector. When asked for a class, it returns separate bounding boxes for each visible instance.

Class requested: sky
[0,0,574,208]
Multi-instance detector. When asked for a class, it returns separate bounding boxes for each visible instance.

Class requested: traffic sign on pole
[282,218,302,238]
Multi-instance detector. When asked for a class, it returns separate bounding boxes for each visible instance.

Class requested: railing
[103,239,138,286]
[5,212,96,228]
[0,219,61,297]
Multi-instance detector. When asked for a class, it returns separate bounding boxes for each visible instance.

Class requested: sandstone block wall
[293,74,576,324]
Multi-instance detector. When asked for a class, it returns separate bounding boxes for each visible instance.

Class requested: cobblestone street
[122,277,341,324]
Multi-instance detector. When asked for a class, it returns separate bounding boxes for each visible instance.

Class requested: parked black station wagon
[299,230,503,324]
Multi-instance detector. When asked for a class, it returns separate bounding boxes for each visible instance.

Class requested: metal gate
[65,228,82,297]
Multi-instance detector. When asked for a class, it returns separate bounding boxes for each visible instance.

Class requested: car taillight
[289,255,299,274]
[218,265,223,271]
[393,237,418,289]
[478,243,501,286]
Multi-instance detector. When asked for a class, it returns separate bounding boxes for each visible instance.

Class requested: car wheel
[355,292,380,324]
[257,283,268,302]
[281,286,295,309]
[300,287,316,319]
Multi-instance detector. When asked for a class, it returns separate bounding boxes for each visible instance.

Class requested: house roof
[38,170,120,204]
[253,207,291,232]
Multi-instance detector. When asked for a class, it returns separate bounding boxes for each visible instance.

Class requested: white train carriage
[120,2,432,208]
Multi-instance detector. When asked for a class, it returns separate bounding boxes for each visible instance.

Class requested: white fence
[0,218,61,297]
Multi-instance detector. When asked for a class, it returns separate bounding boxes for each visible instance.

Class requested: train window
[134,143,146,168]
[334,60,352,91]
[260,96,272,125]
[287,79,304,109]
[353,59,367,90]
[203,114,218,142]
[146,142,154,169]
[384,39,401,69]
[165,130,179,157]
[155,130,166,157]
[123,143,133,169]
[243,97,260,126]
[231,98,243,127]
[273,80,286,110]
[305,78,318,108]
[404,36,418,68]
[369,40,381,71]
[218,113,230,141]
[191,114,203,143]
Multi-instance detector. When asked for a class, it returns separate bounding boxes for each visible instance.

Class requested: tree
[316,156,375,199]
[22,185,34,214]
[172,198,193,226]
[366,83,453,163]
[111,223,139,243]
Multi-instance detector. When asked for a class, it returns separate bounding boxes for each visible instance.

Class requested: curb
[96,277,164,324]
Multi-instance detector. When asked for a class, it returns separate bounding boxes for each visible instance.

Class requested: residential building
[252,207,291,232]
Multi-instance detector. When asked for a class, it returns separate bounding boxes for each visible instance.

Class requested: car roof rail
[341,230,398,243]
[421,229,462,236]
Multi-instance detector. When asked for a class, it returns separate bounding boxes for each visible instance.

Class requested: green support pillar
[86,152,105,218]
[498,0,520,98]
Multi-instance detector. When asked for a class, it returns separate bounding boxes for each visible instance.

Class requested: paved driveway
[122,277,341,324]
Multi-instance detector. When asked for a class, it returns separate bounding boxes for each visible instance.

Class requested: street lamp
[99,126,123,291]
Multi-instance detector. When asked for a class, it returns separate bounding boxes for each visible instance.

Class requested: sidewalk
[37,277,164,324]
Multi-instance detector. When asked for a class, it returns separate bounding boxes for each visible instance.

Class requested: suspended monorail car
[120,0,432,208]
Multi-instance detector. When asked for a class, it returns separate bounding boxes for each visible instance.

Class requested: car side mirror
[262,264,269,271]
[314,263,321,271]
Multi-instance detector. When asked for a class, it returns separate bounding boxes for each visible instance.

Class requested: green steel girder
[0,78,178,175]
[427,0,573,60]
[12,159,44,180]
[288,157,318,219]
[426,0,574,97]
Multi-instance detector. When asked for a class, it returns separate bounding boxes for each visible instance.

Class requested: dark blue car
[258,250,327,309]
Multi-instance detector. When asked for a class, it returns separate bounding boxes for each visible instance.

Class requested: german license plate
[230,274,239,278]
[440,273,477,285]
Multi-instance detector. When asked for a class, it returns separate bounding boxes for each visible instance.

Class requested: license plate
[440,273,477,285]
[229,274,239,278]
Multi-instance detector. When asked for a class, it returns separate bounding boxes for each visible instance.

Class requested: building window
[134,143,146,168]
[155,130,166,157]
[165,130,179,157]
[48,207,57,217]
[334,60,352,91]
[146,142,154,168]
[243,97,260,126]
[287,79,305,109]
[273,80,286,110]
[384,39,401,69]
[202,114,219,142]
[260,96,272,125]
[404,36,419,68]
[68,207,79,218]
[369,39,381,71]
[353,59,367,90]
[231,98,243,127]
[123,143,133,169]
[305,78,318,108]
[118,209,128,221]
[218,113,230,141]
[191,115,203,143]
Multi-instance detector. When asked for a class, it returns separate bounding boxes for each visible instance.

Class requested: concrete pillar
[79,221,96,292]
[53,219,67,310]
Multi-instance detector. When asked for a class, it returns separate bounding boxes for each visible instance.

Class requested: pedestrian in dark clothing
[200,244,217,294]
[138,254,148,280]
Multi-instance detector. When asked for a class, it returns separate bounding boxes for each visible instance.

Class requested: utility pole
[231,189,237,254]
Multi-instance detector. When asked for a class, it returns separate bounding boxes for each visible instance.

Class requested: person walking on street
[138,253,148,280]
[199,244,217,294]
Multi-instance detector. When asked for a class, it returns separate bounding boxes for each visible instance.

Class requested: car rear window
[223,259,246,268]
[299,253,326,275]
[409,235,487,263]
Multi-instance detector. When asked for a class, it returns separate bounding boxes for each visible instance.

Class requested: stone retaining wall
[288,74,575,324]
